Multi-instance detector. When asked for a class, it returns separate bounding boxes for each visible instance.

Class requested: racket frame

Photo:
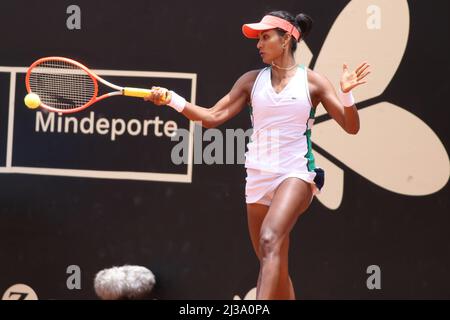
[25,56,152,114]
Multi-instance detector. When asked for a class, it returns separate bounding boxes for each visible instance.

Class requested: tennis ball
[24,93,41,109]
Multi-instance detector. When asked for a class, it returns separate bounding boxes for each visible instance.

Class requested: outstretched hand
[340,62,371,93]
[143,86,172,106]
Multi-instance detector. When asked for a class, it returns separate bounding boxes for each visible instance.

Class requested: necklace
[271,61,298,71]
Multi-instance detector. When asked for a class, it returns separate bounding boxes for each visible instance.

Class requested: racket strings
[29,60,96,110]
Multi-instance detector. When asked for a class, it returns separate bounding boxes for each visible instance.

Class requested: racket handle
[123,87,153,98]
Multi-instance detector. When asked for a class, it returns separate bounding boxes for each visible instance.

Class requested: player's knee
[259,228,282,257]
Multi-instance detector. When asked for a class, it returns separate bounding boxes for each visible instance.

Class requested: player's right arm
[145,70,259,128]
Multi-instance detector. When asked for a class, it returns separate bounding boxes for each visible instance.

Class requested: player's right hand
[143,86,172,106]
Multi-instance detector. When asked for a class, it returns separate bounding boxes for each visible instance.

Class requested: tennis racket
[25,56,167,114]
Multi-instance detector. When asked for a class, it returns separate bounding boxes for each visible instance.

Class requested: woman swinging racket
[145,10,370,299]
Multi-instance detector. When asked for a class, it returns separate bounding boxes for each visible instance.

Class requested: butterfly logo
[294,0,449,210]
[234,0,449,299]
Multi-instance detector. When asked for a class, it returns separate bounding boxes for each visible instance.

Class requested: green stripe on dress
[304,97,316,172]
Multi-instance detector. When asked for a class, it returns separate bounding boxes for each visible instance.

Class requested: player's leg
[256,178,313,300]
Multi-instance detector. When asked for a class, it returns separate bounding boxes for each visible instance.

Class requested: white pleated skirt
[245,168,324,206]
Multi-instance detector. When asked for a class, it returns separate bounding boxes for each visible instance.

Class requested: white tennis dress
[245,65,324,206]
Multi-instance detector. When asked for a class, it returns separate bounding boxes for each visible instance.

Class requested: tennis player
[145,10,370,300]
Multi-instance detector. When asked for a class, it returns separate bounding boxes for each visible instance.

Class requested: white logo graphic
[295,0,449,209]
[2,284,38,300]
[0,68,196,183]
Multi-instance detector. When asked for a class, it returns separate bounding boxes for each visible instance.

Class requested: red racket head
[25,57,99,113]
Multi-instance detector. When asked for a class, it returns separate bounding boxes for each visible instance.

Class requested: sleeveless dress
[245,65,325,206]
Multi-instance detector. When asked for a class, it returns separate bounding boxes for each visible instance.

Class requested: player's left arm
[311,62,370,135]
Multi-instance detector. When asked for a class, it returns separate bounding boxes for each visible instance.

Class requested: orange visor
[242,15,301,41]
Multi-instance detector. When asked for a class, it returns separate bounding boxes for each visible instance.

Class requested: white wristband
[340,90,355,107]
[168,91,186,112]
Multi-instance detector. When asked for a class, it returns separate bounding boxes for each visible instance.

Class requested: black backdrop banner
[0,0,449,300]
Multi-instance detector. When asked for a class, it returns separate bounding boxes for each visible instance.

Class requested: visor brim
[242,23,275,39]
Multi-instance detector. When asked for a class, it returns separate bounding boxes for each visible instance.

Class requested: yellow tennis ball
[24,93,41,109]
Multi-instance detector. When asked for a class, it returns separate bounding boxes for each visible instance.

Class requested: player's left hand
[340,62,371,93]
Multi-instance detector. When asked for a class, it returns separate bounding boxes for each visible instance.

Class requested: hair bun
[295,13,313,38]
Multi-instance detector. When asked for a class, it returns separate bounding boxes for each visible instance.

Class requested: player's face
[257,30,284,64]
